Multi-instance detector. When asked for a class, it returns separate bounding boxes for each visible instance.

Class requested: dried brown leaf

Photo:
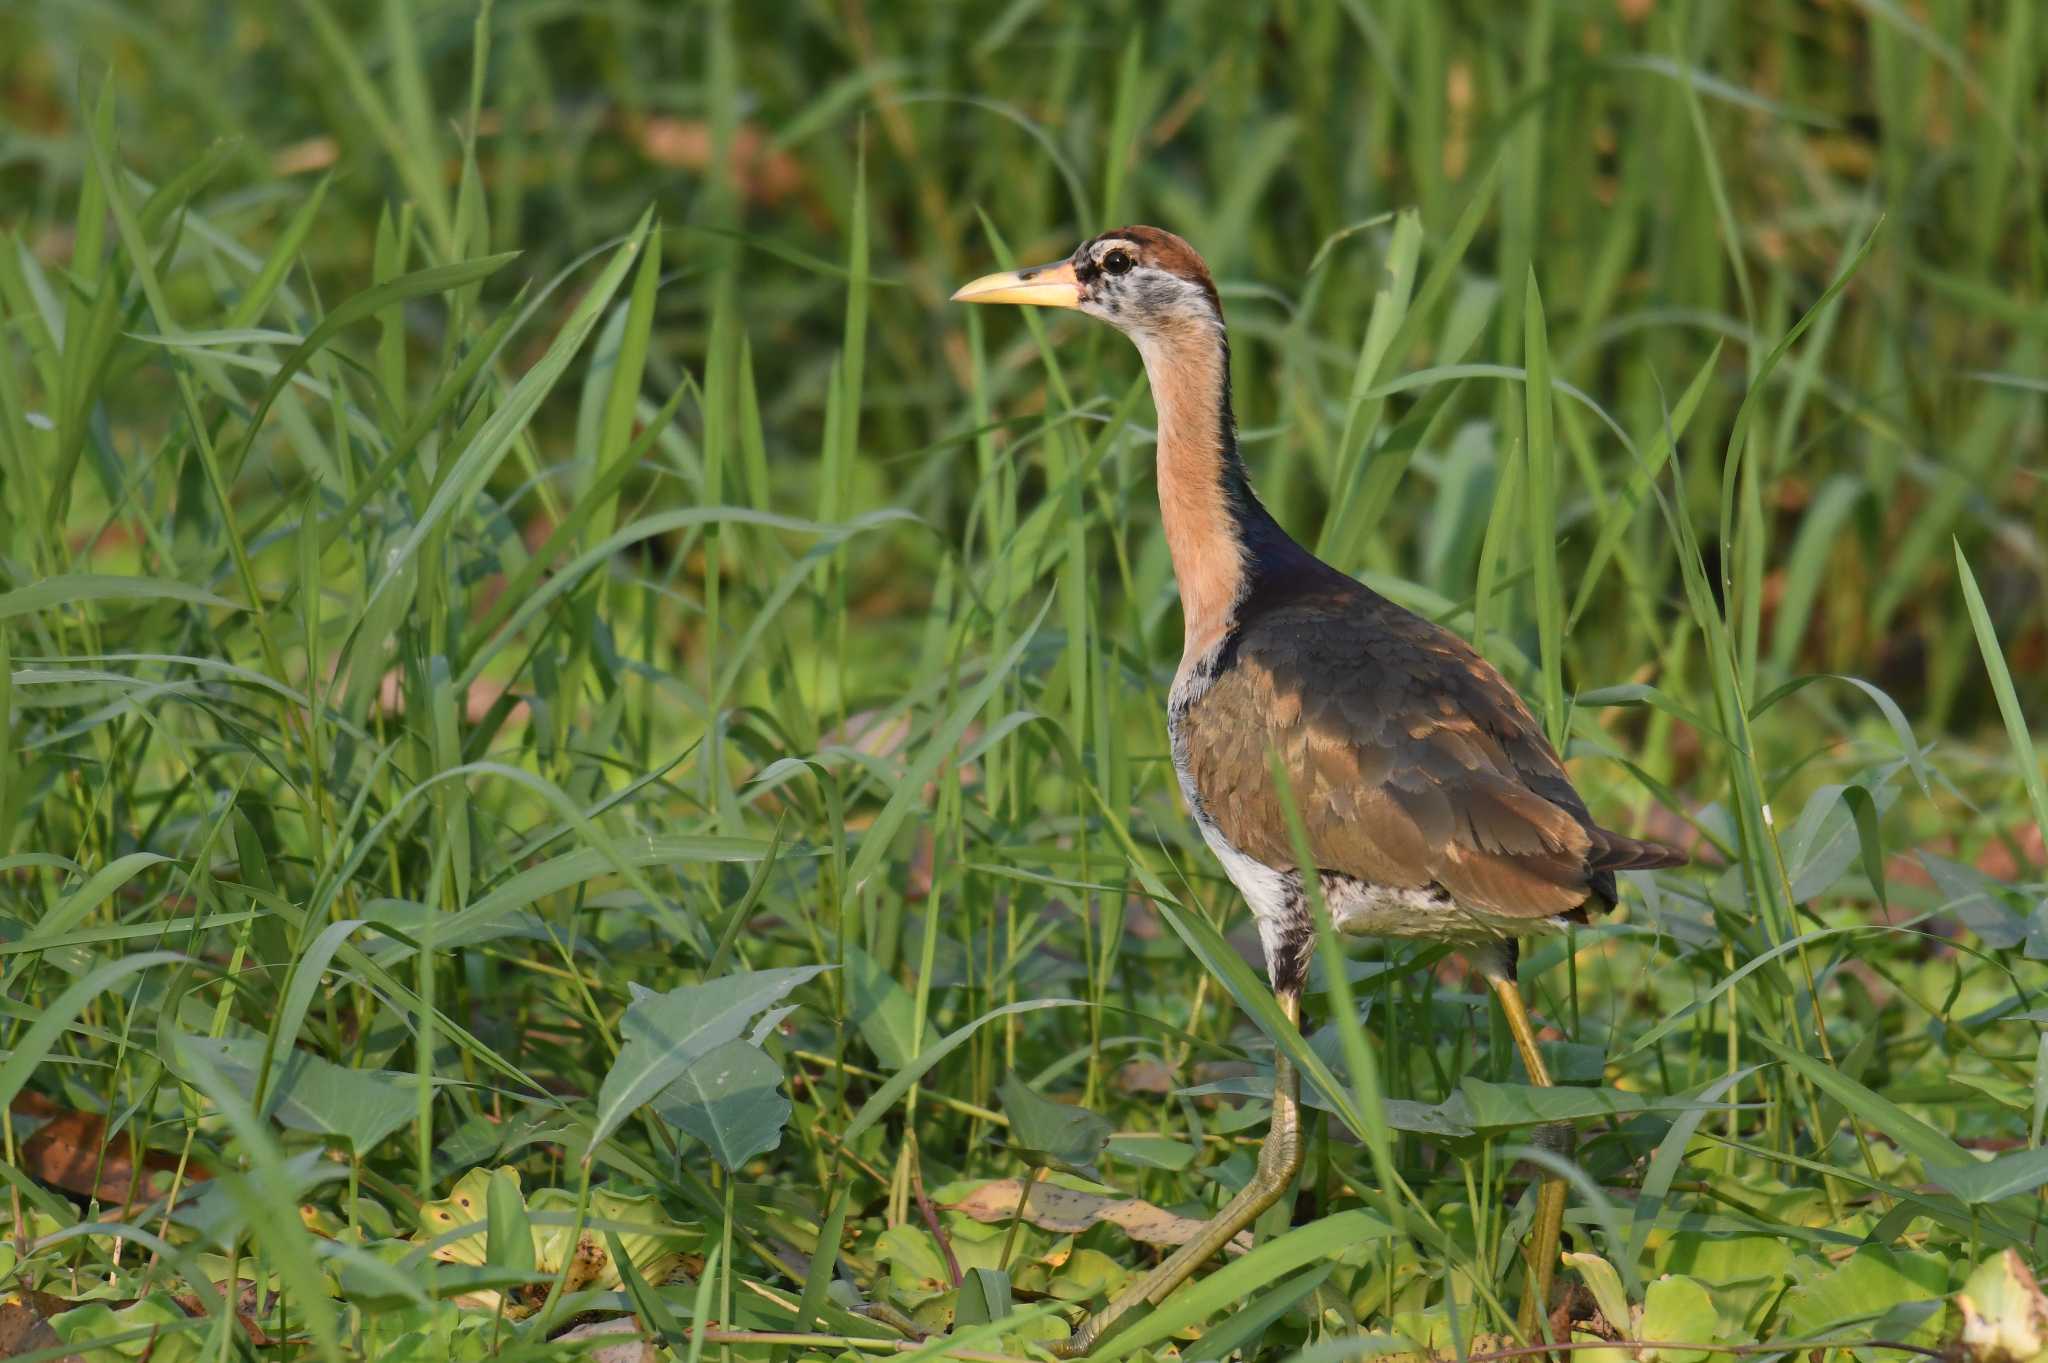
[0,1294,76,1363]
[12,1101,202,1207]
[946,1178,1253,1254]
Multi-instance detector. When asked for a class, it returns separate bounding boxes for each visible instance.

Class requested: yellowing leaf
[1563,1250,1633,1337]
[411,1167,692,1315]
[1958,1251,2048,1363]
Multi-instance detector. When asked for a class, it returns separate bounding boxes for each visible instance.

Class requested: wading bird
[953,227,1684,1353]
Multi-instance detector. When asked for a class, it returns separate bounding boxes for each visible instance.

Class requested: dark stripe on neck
[1210,330,1327,595]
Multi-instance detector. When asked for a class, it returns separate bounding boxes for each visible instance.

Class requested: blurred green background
[6,2,2043,723]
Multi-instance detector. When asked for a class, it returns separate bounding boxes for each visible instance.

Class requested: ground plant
[1,3,2045,1360]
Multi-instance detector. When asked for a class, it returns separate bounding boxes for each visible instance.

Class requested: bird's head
[951,226,1222,342]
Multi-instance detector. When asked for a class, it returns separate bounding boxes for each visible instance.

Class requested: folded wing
[1181,590,1682,920]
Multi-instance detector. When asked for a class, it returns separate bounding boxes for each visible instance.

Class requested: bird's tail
[1589,826,1688,871]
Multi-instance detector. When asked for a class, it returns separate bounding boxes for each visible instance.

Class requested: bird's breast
[1166,631,1237,817]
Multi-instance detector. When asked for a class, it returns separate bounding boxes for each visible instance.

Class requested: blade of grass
[1954,541,2048,841]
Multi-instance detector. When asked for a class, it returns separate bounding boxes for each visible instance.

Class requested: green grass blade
[1954,541,2048,840]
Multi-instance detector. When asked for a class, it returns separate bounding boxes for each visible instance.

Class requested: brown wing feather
[1181,587,1679,920]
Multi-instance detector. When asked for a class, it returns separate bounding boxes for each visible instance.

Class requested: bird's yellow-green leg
[1053,989,1305,1358]
[1484,964,1570,1339]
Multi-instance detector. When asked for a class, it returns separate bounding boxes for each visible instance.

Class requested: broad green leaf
[589,965,826,1151]
[956,1266,1012,1325]
[844,941,939,1069]
[1929,1144,2048,1205]
[1652,1232,1794,1334]
[49,1294,205,1360]
[653,1038,791,1171]
[998,1074,1111,1176]
[1106,1133,1196,1171]
[1782,781,1897,906]
[1639,1275,1720,1363]
[1779,1246,1948,1340]
[1032,1247,1132,1304]
[1453,1078,1657,1129]
[182,1036,415,1152]
[1274,1336,1414,1363]
[414,1169,689,1309]
[876,1224,953,1307]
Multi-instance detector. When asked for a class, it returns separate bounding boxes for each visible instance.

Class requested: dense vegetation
[2,2,2045,1359]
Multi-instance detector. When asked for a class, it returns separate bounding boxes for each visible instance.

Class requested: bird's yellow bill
[950,260,1081,308]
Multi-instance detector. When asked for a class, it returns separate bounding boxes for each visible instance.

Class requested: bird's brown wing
[1181,589,1668,920]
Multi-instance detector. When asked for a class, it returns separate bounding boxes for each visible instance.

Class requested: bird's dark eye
[1101,248,1134,276]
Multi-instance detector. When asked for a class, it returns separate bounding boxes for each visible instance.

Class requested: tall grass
[0,2,2043,1359]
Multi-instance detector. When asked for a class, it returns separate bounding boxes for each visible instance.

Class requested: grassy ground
[3,1,2046,1359]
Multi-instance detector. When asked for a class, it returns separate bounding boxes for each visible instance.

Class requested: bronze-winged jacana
[952,227,1685,1352]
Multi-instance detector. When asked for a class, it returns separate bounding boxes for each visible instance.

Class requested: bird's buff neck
[1134,318,1300,663]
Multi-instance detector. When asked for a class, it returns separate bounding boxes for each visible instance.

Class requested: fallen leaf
[12,1101,204,1207]
[946,1178,1252,1255]
[0,1294,75,1363]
